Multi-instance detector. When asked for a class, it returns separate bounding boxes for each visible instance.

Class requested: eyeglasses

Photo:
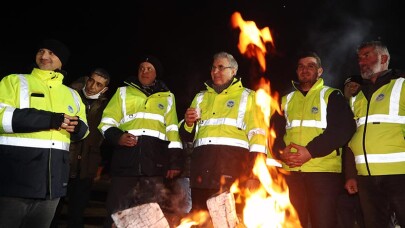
[211,65,233,72]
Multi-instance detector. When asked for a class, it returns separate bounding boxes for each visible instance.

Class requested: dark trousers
[358,174,405,228]
[284,172,343,228]
[337,192,365,228]
[67,177,93,228]
[0,196,60,228]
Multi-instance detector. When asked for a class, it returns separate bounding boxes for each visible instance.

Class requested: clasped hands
[280,143,312,168]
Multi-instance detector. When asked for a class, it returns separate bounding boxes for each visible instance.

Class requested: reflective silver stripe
[123,112,164,125]
[100,117,119,127]
[285,88,328,129]
[355,152,405,164]
[199,118,238,127]
[0,136,69,150]
[168,141,183,149]
[350,96,356,112]
[166,95,173,115]
[356,78,405,127]
[247,128,266,141]
[195,92,205,109]
[68,88,81,112]
[194,137,249,149]
[250,144,267,153]
[236,89,250,130]
[120,87,127,118]
[3,106,15,133]
[127,129,167,141]
[18,74,30,108]
[166,124,179,132]
[284,91,294,129]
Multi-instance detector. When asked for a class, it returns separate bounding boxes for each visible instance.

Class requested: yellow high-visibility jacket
[0,68,89,199]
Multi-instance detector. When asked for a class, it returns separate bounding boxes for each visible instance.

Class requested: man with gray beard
[348,40,405,228]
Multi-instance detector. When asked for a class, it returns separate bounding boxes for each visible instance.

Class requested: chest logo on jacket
[158,103,165,110]
[311,107,319,114]
[376,94,385,101]
[226,100,235,108]
[68,105,74,113]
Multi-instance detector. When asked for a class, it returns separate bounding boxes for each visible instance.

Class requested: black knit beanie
[140,55,164,78]
[38,39,70,67]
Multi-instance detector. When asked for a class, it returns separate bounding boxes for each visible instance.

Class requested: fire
[231,11,301,228]
[176,11,300,228]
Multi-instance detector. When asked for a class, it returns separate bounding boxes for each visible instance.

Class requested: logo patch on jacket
[227,100,235,108]
[158,103,165,110]
[68,105,74,113]
[376,93,385,101]
[311,107,319,114]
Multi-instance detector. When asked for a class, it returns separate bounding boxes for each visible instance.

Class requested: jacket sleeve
[11,108,64,133]
[306,90,356,158]
[98,88,124,144]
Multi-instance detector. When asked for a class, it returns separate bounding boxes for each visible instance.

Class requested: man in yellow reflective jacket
[180,52,268,215]
[272,52,356,228]
[0,39,89,228]
[349,41,405,228]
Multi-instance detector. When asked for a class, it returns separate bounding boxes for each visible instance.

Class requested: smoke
[307,10,373,89]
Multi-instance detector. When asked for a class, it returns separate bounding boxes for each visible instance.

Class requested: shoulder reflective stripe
[194,137,249,149]
[3,107,15,133]
[123,112,165,124]
[199,118,238,127]
[0,136,69,150]
[355,152,405,164]
[196,92,205,109]
[168,141,183,149]
[18,74,29,108]
[236,89,250,130]
[250,144,267,153]
[68,88,81,112]
[319,87,328,128]
[284,91,295,129]
[120,87,127,117]
[350,95,357,112]
[127,129,167,141]
[166,95,173,115]
[356,78,405,126]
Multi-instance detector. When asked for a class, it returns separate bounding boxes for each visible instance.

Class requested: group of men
[0,38,404,228]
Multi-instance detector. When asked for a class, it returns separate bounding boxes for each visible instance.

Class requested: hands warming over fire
[280,143,312,168]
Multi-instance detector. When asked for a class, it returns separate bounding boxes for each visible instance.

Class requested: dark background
[1,0,404,115]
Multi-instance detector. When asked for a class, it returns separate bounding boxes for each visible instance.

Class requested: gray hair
[357,41,390,65]
[213,52,239,71]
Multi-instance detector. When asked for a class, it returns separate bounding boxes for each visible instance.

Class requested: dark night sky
[1,0,404,115]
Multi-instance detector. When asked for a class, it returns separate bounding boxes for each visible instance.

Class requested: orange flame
[231,11,274,72]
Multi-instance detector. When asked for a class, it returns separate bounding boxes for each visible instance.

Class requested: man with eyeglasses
[179,52,268,218]
[271,52,356,228]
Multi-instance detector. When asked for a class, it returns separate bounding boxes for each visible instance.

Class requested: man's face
[357,46,383,79]
[138,62,157,86]
[210,57,236,86]
[296,57,322,86]
[84,74,108,96]
[35,48,63,71]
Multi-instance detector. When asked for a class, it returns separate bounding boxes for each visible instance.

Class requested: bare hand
[60,114,78,133]
[184,107,200,127]
[281,143,312,168]
[118,132,138,147]
[345,178,358,194]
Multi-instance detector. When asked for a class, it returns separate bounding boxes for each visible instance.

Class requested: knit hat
[140,55,164,78]
[38,39,70,67]
[344,75,363,86]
